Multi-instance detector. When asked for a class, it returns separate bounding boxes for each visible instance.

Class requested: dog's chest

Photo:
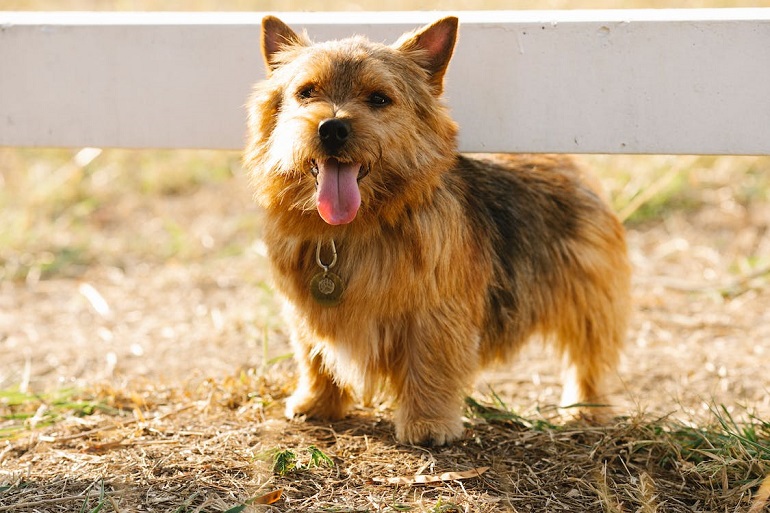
[269,231,436,312]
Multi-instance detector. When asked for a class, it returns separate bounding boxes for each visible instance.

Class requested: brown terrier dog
[244,16,631,445]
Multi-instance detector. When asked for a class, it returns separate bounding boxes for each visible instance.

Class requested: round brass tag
[310,271,344,307]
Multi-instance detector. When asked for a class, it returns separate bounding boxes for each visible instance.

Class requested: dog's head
[245,16,459,228]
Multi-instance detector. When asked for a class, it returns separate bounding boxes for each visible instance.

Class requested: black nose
[318,118,351,155]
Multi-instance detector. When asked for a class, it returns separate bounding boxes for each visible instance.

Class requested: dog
[243,15,631,445]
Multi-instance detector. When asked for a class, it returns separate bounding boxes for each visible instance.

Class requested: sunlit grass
[3,149,769,280]
[0,388,120,439]
[584,155,770,226]
[0,148,253,281]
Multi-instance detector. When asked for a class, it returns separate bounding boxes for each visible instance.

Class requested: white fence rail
[1,10,769,154]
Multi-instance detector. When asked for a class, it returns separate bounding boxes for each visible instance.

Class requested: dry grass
[1,371,769,512]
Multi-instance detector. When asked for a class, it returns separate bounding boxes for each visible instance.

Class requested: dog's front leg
[391,312,479,446]
[284,325,353,421]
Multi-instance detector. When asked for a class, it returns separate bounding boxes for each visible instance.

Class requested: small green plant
[308,445,335,468]
[430,499,463,513]
[272,449,299,476]
[77,479,108,513]
[272,445,335,476]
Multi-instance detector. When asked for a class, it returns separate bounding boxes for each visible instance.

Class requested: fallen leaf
[372,466,490,485]
[253,489,283,505]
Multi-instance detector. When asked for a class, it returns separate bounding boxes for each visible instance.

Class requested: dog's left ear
[395,17,458,95]
[261,16,306,74]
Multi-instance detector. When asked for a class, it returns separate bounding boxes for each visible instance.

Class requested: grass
[586,155,770,226]
[3,150,769,281]
[0,388,120,439]
[1,374,768,511]
[466,393,770,483]
[465,396,770,512]
[0,148,248,282]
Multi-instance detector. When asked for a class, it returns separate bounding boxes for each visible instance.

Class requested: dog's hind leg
[555,231,630,418]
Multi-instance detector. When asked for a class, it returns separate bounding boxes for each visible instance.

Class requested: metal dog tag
[310,271,343,306]
[311,239,343,306]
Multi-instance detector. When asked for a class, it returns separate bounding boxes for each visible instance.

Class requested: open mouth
[311,158,366,225]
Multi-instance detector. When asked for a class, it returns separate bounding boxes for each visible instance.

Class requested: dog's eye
[297,85,316,101]
[367,92,392,108]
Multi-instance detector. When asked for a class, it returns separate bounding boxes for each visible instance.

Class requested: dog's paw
[395,416,464,446]
[285,388,351,421]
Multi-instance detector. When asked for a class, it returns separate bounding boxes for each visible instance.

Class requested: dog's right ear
[395,17,458,95]
[261,16,305,73]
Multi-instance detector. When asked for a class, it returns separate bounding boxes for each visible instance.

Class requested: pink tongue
[316,159,362,225]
